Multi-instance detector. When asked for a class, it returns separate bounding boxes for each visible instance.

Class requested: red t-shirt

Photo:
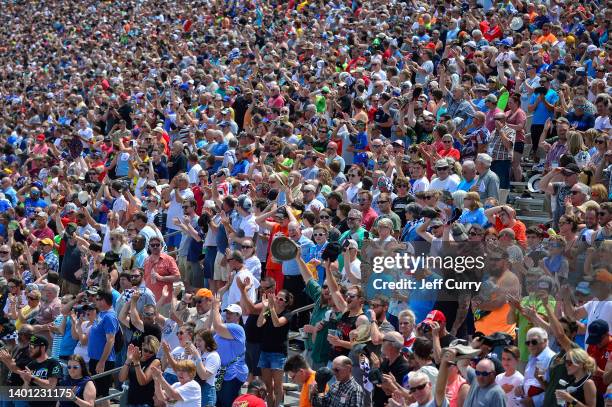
[232,394,266,407]
[494,217,527,248]
[587,338,612,394]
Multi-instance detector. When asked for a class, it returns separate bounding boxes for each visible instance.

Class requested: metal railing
[90,367,127,405]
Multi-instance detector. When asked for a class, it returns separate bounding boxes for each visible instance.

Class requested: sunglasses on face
[28,296,39,301]
[149,243,161,248]
[142,348,154,354]
[319,215,330,220]
[260,285,273,290]
[313,232,327,237]
[348,217,361,221]
[67,365,81,370]
[241,245,253,249]
[474,370,493,377]
[409,383,428,393]
[525,339,540,346]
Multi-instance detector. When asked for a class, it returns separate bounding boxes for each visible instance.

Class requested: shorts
[214,251,229,281]
[166,229,182,248]
[513,141,525,154]
[257,351,287,370]
[88,359,115,397]
[245,342,262,376]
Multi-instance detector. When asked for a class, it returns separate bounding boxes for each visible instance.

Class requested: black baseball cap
[586,320,609,345]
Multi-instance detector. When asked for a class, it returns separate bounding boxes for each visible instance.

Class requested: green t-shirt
[516,295,556,362]
[304,280,332,364]
[372,212,402,233]
[337,228,366,271]
[315,95,327,113]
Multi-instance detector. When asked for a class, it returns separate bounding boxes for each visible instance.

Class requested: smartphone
[328,329,340,337]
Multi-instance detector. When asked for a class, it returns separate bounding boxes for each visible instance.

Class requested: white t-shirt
[495,371,524,407]
[78,127,94,148]
[226,268,259,310]
[412,176,430,193]
[244,256,262,281]
[74,320,93,363]
[583,298,612,344]
[428,176,459,193]
[340,257,361,287]
[170,380,201,407]
[164,346,197,376]
[112,195,129,214]
[305,199,325,212]
[166,188,195,230]
[188,163,202,185]
[238,213,259,238]
[200,351,221,386]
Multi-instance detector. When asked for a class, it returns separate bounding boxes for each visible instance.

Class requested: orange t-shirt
[475,303,516,338]
[300,372,328,407]
[536,33,557,44]
[495,217,527,248]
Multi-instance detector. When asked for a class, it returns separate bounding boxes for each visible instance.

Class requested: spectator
[59,355,96,407]
[87,290,119,407]
[152,360,201,407]
[309,356,364,407]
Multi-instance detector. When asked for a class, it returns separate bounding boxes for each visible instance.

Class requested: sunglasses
[149,243,161,248]
[0,251,9,255]
[436,167,449,171]
[474,370,493,377]
[595,139,605,144]
[570,190,581,195]
[177,331,188,335]
[346,294,358,299]
[319,215,330,220]
[525,339,540,346]
[313,232,327,237]
[28,296,39,301]
[409,383,428,393]
[378,200,389,204]
[348,217,361,221]
[349,174,360,178]
[241,245,253,249]
[260,285,273,290]
[142,348,154,354]
[67,365,81,370]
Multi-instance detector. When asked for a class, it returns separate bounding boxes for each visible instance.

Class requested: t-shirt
[529,89,559,125]
[232,394,267,407]
[171,380,201,407]
[27,357,63,407]
[214,323,248,382]
[166,188,195,231]
[495,371,524,407]
[463,367,507,407]
[200,351,221,386]
[87,309,119,361]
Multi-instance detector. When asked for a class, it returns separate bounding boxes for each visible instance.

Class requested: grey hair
[574,182,591,199]
[348,209,362,219]
[527,326,548,341]
[46,283,60,297]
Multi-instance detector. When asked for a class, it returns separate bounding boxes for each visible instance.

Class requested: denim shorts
[166,230,182,248]
[257,351,287,370]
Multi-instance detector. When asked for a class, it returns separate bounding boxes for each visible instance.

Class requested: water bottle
[556,379,568,406]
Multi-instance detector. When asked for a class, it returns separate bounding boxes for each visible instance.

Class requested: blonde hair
[566,348,597,375]
[464,191,482,211]
[175,360,197,377]
[567,131,587,155]
[590,184,607,202]
[141,335,161,355]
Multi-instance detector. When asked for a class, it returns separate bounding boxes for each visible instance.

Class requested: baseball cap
[485,94,498,103]
[224,304,243,315]
[238,195,253,211]
[430,219,444,227]
[383,331,404,347]
[36,134,45,141]
[40,238,54,246]
[586,320,609,345]
[195,288,213,298]
[423,310,447,325]
[346,239,358,249]
[30,335,49,348]
[587,44,599,53]
[576,281,591,296]
[562,163,580,175]
[302,184,316,193]
[435,159,450,169]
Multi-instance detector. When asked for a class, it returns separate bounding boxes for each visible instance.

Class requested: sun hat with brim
[271,236,299,261]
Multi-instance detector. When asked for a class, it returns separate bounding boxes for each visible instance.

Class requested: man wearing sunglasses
[517,327,555,407]
[143,235,181,302]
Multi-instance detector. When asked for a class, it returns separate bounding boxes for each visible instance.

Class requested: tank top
[474,303,516,338]
[446,375,467,407]
[330,311,364,359]
[127,357,157,405]
[260,310,291,354]
[567,374,596,407]
[59,376,91,407]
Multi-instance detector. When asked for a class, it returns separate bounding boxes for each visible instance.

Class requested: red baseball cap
[36,134,45,141]
[423,310,446,325]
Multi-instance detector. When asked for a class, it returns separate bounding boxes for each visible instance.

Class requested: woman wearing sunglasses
[71,303,97,363]
[256,290,294,407]
[555,348,597,407]
[59,354,96,407]
[118,336,161,407]
[11,289,41,330]
[161,324,195,385]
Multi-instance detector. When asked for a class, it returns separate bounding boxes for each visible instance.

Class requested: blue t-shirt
[214,323,248,382]
[59,317,79,357]
[24,197,48,217]
[230,160,249,177]
[457,178,477,192]
[210,143,228,172]
[282,236,315,276]
[408,272,442,323]
[87,309,119,361]
[529,89,559,125]
[458,208,488,227]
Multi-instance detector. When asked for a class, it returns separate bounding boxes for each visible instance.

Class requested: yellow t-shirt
[15,305,35,330]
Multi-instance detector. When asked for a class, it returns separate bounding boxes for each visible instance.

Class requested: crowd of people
[0,0,611,406]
